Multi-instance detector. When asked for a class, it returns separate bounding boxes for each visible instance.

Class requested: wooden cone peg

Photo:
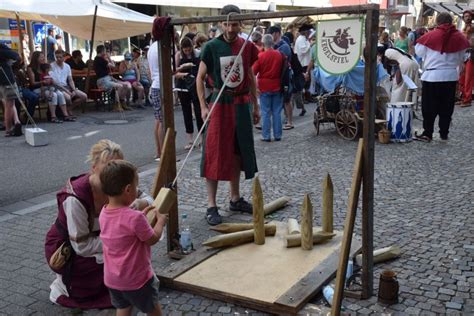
[300,194,314,250]
[253,176,265,245]
[286,230,336,248]
[264,196,290,215]
[322,173,334,233]
[203,230,255,248]
[287,218,300,235]
[210,223,276,235]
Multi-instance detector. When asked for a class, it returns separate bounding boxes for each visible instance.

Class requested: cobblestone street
[0,103,473,315]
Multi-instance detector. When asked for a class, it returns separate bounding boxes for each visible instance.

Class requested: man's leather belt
[213,88,250,96]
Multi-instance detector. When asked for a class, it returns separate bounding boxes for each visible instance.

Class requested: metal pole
[361,7,378,300]
[85,5,98,96]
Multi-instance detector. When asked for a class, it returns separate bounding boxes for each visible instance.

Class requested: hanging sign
[317,18,363,75]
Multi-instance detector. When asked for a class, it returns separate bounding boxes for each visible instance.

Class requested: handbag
[49,241,73,270]
[48,218,75,271]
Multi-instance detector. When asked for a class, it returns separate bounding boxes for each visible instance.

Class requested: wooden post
[252,176,265,245]
[332,139,364,316]
[150,128,178,252]
[361,7,378,300]
[84,5,98,96]
[322,173,334,233]
[159,28,178,253]
[15,14,25,63]
[300,194,313,250]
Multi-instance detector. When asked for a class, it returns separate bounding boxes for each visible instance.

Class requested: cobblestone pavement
[0,103,473,315]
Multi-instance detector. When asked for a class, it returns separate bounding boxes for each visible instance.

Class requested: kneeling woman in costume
[44,139,153,309]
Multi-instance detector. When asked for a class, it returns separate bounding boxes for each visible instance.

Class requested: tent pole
[85,5,98,98]
[15,14,25,65]
[26,21,34,59]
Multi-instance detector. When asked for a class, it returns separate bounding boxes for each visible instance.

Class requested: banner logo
[317,18,363,74]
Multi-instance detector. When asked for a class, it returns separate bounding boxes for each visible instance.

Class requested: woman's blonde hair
[87,139,124,165]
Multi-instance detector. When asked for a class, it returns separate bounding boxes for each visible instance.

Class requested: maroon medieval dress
[45,174,112,309]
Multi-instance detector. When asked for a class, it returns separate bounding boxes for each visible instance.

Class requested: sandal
[51,117,63,124]
[63,116,76,122]
[283,124,294,130]
[184,142,193,150]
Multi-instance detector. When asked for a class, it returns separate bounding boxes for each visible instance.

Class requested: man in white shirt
[414,13,469,142]
[294,24,314,108]
[50,50,87,111]
[147,40,164,161]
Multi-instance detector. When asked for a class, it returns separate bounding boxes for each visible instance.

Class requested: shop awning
[111,0,271,11]
[423,2,470,17]
[0,0,153,40]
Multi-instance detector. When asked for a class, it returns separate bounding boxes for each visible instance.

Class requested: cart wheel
[335,109,359,140]
[313,110,320,135]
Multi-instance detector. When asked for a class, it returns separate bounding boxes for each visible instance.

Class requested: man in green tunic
[196,4,260,225]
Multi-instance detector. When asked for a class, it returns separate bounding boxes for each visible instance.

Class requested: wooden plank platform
[158,222,361,314]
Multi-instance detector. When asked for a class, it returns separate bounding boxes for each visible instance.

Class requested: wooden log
[322,173,334,233]
[203,229,255,248]
[210,223,276,235]
[287,218,300,235]
[146,187,177,226]
[300,194,313,250]
[332,138,364,316]
[286,230,336,248]
[264,196,290,216]
[355,245,401,266]
[253,176,265,245]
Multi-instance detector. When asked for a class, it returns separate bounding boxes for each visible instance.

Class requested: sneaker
[206,207,222,226]
[440,135,448,142]
[229,198,253,214]
[274,138,281,141]
[299,109,307,116]
[414,131,432,143]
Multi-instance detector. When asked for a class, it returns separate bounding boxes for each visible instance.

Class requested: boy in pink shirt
[99,160,167,316]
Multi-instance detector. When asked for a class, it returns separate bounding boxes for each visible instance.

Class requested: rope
[171,17,260,188]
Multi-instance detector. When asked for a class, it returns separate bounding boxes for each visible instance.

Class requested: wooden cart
[313,93,386,140]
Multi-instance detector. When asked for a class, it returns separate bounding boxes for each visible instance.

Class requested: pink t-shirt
[99,206,155,291]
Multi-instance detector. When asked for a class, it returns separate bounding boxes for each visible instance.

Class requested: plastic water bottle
[346,259,354,285]
[323,285,334,306]
[179,214,192,254]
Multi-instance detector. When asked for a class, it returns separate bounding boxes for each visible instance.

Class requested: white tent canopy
[0,0,153,40]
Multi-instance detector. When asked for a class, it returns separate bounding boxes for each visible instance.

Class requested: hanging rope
[171,16,260,188]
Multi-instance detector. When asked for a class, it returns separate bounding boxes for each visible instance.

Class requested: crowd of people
[0,5,473,315]
[0,27,156,137]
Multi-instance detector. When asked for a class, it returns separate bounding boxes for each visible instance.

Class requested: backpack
[280,53,293,94]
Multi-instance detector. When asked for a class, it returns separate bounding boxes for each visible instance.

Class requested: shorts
[0,84,19,100]
[97,75,115,92]
[150,88,163,122]
[108,275,160,313]
[140,78,151,88]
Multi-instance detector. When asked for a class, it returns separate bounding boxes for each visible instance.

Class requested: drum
[386,102,413,143]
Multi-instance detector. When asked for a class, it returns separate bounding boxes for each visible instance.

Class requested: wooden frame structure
[156,2,378,306]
